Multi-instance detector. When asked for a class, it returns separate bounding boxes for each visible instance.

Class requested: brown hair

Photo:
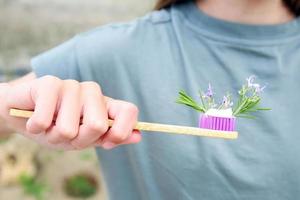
[154,0,188,10]
[154,0,300,16]
[284,0,300,16]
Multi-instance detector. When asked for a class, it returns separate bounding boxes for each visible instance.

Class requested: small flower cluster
[176,76,270,118]
[233,76,270,118]
[246,75,266,94]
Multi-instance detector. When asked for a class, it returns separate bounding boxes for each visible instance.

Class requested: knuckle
[64,79,79,86]
[124,103,139,116]
[81,81,102,92]
[56,126,77,140]
[63,80,81,91]
[87,120,108,133]
[39,76,62,91]
[41,75,61,84]
[62,80,81,95]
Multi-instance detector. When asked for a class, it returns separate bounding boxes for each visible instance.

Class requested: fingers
[71,82,108,149]
[26,76,62,134]
[45,80,81,144]
[2,75,142,151]
[100,99,140,148]
[3,80,39,133]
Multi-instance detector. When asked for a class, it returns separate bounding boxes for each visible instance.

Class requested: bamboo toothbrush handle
[9,108,238,139]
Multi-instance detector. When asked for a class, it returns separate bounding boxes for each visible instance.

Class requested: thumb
[121,130,142,145]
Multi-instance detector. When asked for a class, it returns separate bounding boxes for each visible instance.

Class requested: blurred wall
[0,0,155,72]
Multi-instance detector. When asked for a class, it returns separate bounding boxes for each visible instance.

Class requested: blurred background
[0,0,154,199]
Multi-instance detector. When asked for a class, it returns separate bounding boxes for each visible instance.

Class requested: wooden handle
[9,109,238,139]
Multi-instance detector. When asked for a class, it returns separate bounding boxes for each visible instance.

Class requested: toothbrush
[176,76,271,133]
[9,108,238,140]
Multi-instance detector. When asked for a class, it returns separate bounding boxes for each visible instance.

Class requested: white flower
[222,95,233,108]
[246,75,256,88]
[246,75,265,94]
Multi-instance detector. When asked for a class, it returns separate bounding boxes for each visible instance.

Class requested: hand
[0,76,141,150]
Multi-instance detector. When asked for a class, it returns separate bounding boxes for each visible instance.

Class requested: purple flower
[204,83,214,98]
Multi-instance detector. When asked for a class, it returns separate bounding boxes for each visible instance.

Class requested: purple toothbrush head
[199,114,236,131]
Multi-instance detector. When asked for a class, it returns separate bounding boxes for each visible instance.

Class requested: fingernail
[102,142,117,150]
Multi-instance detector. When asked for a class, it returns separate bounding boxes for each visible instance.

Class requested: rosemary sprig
[232,76,271,117]
[198,90,207,110]
[176,90,206,113]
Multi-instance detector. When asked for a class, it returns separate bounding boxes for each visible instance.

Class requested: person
[1,0,300,199]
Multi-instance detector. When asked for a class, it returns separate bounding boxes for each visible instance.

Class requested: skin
[0,0,294,150]
[0,73,141,150]
[198,0,294,24]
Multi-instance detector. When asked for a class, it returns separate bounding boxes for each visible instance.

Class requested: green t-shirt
[32,1,300,199]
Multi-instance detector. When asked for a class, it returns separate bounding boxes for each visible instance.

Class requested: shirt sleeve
[31,36,81,81]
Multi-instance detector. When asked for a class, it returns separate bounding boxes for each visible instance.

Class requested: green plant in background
[55,150,65,155]
[64,173,98,198]
[0,138,9,144]
[79,151,94,161]
[19,174,48,200]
